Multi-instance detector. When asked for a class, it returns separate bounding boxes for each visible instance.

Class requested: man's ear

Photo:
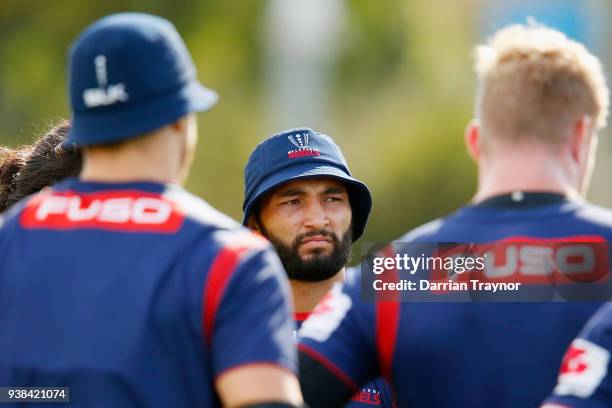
[246,214,261,234]
[464,119,481,163]
[570,115,593,164]
[171,115,189,133]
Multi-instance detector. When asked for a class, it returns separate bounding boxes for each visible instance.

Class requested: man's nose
[303,201,330,230]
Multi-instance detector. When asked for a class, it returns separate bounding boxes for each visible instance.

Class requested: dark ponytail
[0,121,82,212]
[0,146,32,212]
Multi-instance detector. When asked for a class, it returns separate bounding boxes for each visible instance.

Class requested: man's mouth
[299,235,333,250]
[301,235,332,244]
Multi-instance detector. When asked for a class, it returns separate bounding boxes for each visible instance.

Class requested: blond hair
[474,22,609,147]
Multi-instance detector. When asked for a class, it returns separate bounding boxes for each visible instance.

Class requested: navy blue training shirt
[300,193,612,407]
[0,178,296,407]
[295,313,394,407]
[544,302,612,407]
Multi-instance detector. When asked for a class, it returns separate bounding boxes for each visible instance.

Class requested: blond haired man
[297,23,612,407]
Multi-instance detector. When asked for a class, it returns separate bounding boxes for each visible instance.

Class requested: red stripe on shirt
[376,301,400,382]
[376,245,400,382]
[298,343,358,392]
[499,235,606,243]
[202,236,268,348]
[294,312,312,322]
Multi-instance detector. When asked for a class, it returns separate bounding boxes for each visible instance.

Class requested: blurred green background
[1,0,611,254]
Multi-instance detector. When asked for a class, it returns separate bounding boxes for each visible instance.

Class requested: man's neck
[80,134,181,184]
[80,155,174,184]
[291,268,346,314]
[473,150,579,203]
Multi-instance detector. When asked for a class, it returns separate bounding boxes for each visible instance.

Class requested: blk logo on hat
[82,55,129,108]
[287,132,320,159]
[65,13,218,147]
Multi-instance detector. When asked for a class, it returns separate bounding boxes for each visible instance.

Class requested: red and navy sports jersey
[295,313,393,407]
[0,179,296,407]
[543,303,612,408]
[299,194,612,407]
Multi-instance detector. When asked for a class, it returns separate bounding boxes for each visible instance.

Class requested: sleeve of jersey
[205,245,297,378]
[542,303,612,408]
[298,269,378,393]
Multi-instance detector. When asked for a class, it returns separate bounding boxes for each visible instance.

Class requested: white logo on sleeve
[83,55,129,107]
[554,338,610,398]
[298,284,352,342]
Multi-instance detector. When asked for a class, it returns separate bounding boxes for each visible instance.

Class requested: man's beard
[260,225,352,282]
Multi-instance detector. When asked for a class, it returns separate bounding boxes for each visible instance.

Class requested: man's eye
[282,199,300,205]
[323,196,343,202]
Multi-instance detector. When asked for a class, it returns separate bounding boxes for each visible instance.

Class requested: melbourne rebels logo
[82,55,129,108]
[287,132,320,159]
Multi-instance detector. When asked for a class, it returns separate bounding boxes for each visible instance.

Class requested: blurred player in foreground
[298,23,612,407]
[0,13,301,408]
[0,121,81,213]
[242,128,393,407]
[543,302,612,406]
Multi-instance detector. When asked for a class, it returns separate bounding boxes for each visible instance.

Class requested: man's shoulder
[164,186,240,231]
[581,303,612,345]
[164,187,270,256]
[398,201,612,242]
[560,200,612,240]
[397,217,447,242]
[0,185,267,257]
[0,192,35,230]
[574,201,612,229]
[396,204,476,242]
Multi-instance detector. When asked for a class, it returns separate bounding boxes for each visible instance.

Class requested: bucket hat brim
[63,80,218,147]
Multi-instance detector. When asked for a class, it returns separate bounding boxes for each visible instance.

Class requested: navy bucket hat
[243,128,372,241]
[64,13,218,147]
